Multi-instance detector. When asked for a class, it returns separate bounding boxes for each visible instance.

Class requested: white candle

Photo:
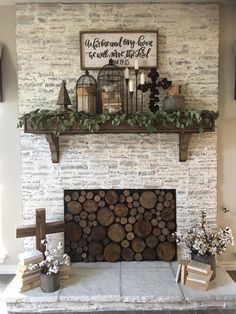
[124,67,129,79]
[140,72,145,85]
[129,79,134,92]
[134,58,139,70]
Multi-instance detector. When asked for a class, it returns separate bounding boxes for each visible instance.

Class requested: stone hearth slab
[2,262,236,313]
[121,261,170,268]
[121,267,182,303]
[60,268,120,302]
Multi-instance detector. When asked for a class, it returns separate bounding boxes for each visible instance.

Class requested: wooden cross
[16,208,65,254]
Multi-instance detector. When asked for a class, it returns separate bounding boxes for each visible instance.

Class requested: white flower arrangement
[28,239,71,275]
[174,211,234,256]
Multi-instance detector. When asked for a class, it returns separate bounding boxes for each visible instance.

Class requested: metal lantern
[97,59,124,114]
[76,70,97,113]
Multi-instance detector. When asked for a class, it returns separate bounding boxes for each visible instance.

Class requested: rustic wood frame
[80,30,158,69]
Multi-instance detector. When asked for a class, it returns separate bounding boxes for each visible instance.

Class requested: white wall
[218,4,236,267]
[0,5,23,270]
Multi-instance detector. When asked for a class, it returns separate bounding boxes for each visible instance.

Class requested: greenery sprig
[18,109,219,136]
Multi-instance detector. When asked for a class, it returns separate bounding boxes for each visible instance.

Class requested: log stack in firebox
[64,189,176,262]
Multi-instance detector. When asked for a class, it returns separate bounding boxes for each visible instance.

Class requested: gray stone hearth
[3,262,236,313]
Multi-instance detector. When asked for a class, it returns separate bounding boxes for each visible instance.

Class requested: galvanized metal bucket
[40,272,60,293]
[163,95,185,110]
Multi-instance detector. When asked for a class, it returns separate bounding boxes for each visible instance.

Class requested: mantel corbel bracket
[45,134,59,163]
[179,132,192,162]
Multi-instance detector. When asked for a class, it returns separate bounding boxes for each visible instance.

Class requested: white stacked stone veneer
[16,3,219,256]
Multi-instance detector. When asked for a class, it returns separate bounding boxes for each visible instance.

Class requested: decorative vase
[163,95,185,110]
[191,253,216,281]
[40,272,60,293]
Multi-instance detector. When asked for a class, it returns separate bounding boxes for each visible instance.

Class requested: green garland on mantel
[18,109,219,136]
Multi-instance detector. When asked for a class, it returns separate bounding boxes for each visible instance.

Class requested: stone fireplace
[17,2,218,259]
[64,189,176,262]
[6,3,236,313]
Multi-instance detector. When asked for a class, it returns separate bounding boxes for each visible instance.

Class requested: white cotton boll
[175,213,234,255]
[40,260,46,267]
[47,256,52,262]
[57,242,63,250]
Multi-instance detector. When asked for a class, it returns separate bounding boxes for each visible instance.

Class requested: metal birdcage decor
[76,70,97,113]
[97,59,124,114]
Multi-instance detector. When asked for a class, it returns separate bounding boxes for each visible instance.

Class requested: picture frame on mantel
[80,30,158,69]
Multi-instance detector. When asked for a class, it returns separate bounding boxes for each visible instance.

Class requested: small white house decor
[80,30,158,69]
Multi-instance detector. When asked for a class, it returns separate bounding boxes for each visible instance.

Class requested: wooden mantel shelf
[24,119,215,163]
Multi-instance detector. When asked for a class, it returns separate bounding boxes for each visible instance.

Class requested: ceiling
[0,0,236,5]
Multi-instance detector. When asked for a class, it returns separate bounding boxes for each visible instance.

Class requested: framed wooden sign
[80,30,158,69]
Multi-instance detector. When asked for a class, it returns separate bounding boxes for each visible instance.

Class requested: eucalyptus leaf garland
[18,109,219,136]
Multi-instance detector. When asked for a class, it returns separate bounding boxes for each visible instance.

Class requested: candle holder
[140,83,144,113]
[129,91,134,114]
[135,69,139,112]
[125,78,129,114]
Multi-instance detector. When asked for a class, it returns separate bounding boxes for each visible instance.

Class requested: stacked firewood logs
[64,189,176,262]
